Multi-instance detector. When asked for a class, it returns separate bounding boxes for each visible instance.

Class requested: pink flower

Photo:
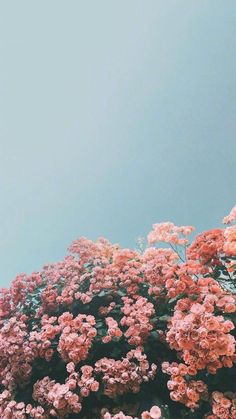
[66,362,75,373]
[150,405,162,418]
[223,204,236,224]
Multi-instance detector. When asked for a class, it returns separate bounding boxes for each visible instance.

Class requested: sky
[0,1,236,286]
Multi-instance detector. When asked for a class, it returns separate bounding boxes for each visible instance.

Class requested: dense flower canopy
[0,205,236,418]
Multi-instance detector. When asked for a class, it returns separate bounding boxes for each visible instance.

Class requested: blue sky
[0,1,236,285]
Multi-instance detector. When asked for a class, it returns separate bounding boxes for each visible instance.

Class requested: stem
[169,243,185,263]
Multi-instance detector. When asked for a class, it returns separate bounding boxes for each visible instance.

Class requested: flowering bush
[0,205,236,418]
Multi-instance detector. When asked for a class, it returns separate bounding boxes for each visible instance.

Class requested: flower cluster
[0,317,34,391]
[162,362,208,408]
[207,391,236,419]
[33,376,82,416]
[120,297,155,345]
[147,222,195,246]
[143,247,178,297]
[187,229,224,266]
[95,349,157,398]
[102,317,122,343]
[57,313,97,363]
[0,390,46,418]
[102,405,162,419]
[166,301,235,374]
[0,204,235,418]
[223,226,236,256]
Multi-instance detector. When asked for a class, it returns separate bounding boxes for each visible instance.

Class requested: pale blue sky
[0,1,236,285]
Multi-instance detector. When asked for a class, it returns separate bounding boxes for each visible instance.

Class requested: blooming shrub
[0,206,236,418]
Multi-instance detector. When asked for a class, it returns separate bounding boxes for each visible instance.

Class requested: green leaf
[150,330,159,339]
[97,290,106,297]
[158,315,171,322]
[96,320,103,328]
